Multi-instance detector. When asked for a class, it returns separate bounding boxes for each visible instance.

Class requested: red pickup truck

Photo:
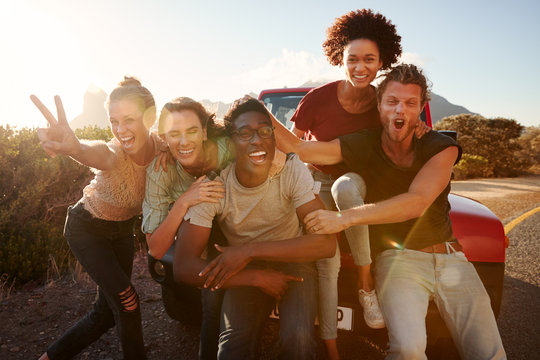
[148,87,507,351]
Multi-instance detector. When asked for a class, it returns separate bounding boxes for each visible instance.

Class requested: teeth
[179,149,194,155]
[354,75,368,79]
[121,136,134,142]
[249,151,266,157]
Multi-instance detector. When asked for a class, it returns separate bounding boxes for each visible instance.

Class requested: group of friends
[32,9,506,360]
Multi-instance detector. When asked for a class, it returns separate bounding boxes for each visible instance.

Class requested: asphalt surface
[451,176,540,360]
[497,210,540,359]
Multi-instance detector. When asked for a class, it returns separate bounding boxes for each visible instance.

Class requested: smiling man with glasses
[173,97,336,360]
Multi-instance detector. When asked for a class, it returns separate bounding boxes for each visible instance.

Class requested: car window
[260,92,307,129]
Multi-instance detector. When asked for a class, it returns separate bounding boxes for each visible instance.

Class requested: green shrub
[0,221,70,284]
[515,126,540,174]
[0,125,145,286]
[434,114,529,177]
[453,154,492,180]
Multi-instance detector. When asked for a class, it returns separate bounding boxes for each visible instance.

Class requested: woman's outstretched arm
[31,95,117,170]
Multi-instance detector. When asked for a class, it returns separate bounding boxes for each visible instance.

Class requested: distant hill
[429,93,475,124]
[69,87,109,129]
[296,81,475,124]
[200,92,258,119]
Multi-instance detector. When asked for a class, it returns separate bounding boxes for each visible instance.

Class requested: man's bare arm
[173,221,302,299]
[267,108,343,165]
[173,221,212,287]
[304,147,459,233]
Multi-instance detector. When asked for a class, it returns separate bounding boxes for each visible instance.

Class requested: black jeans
[199,223,227,360]
[47,202,146,360]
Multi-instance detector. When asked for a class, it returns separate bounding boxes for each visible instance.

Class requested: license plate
[270,305,354,331]
[336,306,354,331]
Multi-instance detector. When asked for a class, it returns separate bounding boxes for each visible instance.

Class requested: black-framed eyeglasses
[231,126,275,141]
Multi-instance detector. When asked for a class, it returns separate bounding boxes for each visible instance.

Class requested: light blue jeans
[376,248,506,360]
[313,171,371,340]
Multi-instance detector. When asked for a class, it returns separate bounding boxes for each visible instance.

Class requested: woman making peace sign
[32,77,159,360]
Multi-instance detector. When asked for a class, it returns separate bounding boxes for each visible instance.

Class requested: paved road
[497,211,540,360]
[451,176,540,360]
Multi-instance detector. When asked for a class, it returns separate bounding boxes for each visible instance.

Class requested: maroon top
[291,81,380,176]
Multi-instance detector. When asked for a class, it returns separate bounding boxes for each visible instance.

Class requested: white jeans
[314,171,371,340]
[375,248,506,360]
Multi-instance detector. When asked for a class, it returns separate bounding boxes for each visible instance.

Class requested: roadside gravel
[450,175,540,221]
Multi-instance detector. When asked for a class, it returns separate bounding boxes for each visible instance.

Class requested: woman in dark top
[273,9,403,359]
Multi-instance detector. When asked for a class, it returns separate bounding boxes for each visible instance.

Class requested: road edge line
[504,206,540,234]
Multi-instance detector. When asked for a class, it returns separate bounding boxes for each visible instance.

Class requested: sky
[1,0,539,130]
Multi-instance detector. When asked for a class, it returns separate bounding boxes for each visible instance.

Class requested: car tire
[161,285,202,327]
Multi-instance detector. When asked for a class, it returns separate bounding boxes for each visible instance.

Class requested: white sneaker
[358,289,385,329]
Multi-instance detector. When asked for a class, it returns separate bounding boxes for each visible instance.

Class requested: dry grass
[0,273,16,301]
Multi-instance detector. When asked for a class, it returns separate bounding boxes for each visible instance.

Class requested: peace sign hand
[30,95,81,158]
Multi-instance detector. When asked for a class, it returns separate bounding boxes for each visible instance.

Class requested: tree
[515,126,540,166]
[434,114,528,178]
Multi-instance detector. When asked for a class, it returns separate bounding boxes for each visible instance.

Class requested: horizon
[1,0,539,130]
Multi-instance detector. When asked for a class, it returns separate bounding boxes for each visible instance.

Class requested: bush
[434,114,529,177]
[453,154,492,180]
[0,125,148,286]
[0,222,70,284]
[515,126,540,174]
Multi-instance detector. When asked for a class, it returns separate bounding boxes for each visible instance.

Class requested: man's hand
[303,209,347,235]
[200,244,252,290]
[253,269,303,301]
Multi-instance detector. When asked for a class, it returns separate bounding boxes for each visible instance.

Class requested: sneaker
[358,289,385,329]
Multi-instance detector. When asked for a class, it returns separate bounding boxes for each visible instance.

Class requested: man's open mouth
[394,119,405,130]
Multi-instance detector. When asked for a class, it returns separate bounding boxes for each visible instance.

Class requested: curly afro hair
[323,9,402,69]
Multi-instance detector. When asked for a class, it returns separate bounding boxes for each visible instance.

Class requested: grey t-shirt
[184,154,318,246]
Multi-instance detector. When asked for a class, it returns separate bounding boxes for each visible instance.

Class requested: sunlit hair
[323,9,401,69]
[107,76,156,129]
[376,64,431,106]
[158,97,225,139]
[223,98,270,136]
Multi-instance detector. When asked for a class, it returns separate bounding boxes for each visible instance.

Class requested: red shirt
[291,81,380,176]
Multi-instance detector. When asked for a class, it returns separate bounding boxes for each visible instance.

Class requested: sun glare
[1,2,95,130]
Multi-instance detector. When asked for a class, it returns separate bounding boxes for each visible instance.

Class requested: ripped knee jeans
[47,202,146,360]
